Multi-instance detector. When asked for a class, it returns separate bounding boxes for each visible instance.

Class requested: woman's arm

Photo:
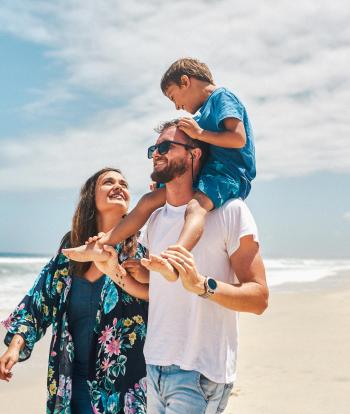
[0,335,25,381]
[1,255,65,362]
[113,271,149,301]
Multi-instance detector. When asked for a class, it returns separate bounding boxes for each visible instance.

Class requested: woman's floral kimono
[2,244,148,414]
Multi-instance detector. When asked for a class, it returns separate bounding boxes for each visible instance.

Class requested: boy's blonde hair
[160,58,214,94]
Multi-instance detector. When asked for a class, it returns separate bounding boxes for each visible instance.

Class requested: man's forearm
[190,273,268,314]
[208,280,268,314]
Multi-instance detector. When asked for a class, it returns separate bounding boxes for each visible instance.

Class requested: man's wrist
[193,274,206,295]
[198,277,218,298]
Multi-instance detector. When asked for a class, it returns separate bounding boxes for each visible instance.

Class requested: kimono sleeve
[1,254,67,361]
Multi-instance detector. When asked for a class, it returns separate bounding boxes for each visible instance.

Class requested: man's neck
[165,176,194,207]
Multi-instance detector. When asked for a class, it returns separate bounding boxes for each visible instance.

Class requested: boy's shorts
[195,161,251,209]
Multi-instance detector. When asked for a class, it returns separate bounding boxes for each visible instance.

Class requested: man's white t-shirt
[141,198,259,384]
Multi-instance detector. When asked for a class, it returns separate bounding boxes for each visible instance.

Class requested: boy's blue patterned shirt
[194,87,256,182]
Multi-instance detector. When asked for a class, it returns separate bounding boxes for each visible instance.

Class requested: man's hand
[122,259,149,283]
[161,245,206,294]
[178,117,203,140]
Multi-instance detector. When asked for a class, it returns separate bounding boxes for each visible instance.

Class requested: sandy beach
[0,272,349,413]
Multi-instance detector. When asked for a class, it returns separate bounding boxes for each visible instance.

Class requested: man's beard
[151,158,188,183]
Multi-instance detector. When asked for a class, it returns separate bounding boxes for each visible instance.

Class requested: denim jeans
[147,364,234,414]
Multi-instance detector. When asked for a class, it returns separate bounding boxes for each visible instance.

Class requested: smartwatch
[199,277,218,298]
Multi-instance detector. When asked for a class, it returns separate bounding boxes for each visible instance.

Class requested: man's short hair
[155,119,208,167]
[160,58,214,94]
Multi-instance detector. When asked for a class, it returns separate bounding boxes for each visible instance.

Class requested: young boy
[63,58,256,281]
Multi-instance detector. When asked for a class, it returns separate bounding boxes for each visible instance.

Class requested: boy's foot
[62,242,110,263]
[141,254,178,282]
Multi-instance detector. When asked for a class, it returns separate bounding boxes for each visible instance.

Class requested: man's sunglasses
[147,140,194,159]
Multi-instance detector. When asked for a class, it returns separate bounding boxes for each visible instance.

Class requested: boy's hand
[85,232,106,245]
[178,117,203,140]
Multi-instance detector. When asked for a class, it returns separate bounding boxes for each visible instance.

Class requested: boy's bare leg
[176,191,213,251]
[62,188,166,263]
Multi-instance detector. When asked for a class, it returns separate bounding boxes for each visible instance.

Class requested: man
[139,120,268,413]
[94,120,268,413]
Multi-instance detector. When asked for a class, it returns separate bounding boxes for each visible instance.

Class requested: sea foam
[1,256,350,317]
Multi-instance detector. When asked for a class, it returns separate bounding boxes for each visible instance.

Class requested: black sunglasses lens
[158,141,171,155]
[148,145,156,159]
[148,141,172,158]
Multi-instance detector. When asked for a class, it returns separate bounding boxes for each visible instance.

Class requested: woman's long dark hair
[59,167,138,276]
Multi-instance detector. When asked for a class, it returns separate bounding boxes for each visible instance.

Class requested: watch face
[207,278,217,290]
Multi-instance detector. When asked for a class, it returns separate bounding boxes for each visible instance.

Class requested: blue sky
[0,1,349,258]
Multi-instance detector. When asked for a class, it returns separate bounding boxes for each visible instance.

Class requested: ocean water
[1,254,350,317]
[0,254,50,318]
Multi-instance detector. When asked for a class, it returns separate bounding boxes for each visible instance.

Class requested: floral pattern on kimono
[2,243,148,414]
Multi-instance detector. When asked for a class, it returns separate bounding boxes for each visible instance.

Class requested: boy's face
[165,82,199,114]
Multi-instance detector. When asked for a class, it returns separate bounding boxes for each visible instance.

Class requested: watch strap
[198,277,215,298]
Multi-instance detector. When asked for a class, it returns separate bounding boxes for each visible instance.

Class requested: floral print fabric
[2,244,148,414]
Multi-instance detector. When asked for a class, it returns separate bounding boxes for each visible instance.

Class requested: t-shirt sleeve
[138,223,149,250]
[222,200,259,257]
[137,208,161,251]
[215,91,245,129]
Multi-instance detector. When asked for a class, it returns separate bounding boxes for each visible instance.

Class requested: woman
[0,168,149,413]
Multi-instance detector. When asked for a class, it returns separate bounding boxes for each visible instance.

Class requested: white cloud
[0,0,349,190]
[343,212,350,222]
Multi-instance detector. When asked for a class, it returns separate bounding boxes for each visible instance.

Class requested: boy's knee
[185,199,206,217]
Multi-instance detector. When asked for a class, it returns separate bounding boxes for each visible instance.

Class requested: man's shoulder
[215,198,248,216]
[210,199,255,231]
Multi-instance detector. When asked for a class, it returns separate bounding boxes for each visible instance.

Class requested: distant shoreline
[1,255,350,289]
[0,252,51,258]
[1,252,350,260]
